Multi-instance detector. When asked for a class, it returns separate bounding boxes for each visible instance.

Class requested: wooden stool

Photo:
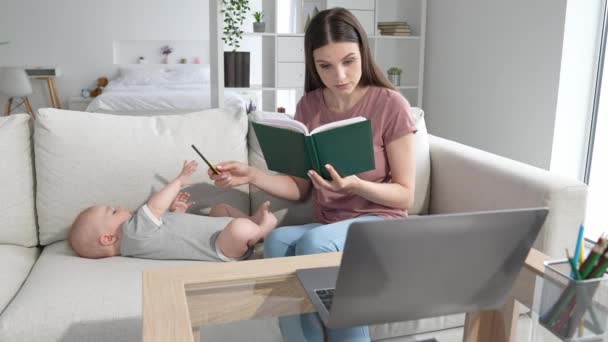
[4,96,34,116]
[0,67,34,117]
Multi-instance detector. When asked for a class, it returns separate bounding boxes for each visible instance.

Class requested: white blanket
[86,83,212,113]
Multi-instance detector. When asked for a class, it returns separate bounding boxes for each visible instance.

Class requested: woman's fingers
[213,172,233,187]
[324,164,341,181]
[308,170,330,190]
[216,161,241,172]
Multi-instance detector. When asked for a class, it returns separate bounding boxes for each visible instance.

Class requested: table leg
[24,97,34,116]
[47,78,61,108]
[192,327,200,342]
[463,297,519,342]
[4,98,12,115]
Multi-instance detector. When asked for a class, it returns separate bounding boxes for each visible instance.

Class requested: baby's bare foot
[252,201,278,233]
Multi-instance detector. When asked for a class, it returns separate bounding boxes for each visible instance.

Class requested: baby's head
[68,205,132,258]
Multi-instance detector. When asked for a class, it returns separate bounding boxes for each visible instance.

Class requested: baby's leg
[250,201,278,238]
[209,203,248,218]
[215,207,278,260]
[210,202,278,237]
[215,218,262,259]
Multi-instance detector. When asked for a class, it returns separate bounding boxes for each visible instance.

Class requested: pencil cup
[533,260,608,341]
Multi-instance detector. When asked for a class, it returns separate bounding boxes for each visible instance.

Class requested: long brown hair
[304,7,396,93]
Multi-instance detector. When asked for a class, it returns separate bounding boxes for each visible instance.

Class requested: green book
[252,116,375,180]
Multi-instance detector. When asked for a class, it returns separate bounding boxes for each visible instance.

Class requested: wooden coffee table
[143,249,547,342]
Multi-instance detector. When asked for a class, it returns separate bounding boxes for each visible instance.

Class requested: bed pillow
[115,65,167,85]
[165,64,211,84]
[34,107,250,246]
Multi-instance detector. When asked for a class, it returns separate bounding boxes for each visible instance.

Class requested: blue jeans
[263,216,385,342]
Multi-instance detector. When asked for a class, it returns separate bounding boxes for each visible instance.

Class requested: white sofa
[0,107,587,342]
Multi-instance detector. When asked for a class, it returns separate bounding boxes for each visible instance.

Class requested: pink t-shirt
[295,86,417,223]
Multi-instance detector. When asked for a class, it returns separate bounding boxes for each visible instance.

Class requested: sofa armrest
[428,135,587,258]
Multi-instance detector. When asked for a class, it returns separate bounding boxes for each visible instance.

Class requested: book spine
[305,136,322,177]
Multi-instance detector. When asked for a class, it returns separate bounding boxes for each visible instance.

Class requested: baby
[68,160,277,261]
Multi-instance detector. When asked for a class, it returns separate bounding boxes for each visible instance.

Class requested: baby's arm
[147,160,198,220]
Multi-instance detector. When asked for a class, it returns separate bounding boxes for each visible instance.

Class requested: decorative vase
[224,51,250,87]
[253,22,266,33]
[388,74,401,86]
[161,55,169,64]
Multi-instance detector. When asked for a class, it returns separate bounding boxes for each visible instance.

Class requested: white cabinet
[68,96,93,111]
[217,0,426,114]
[277,63,305,88]
[277,37,305,62]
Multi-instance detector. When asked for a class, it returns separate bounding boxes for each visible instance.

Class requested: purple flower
[161,45,173,56]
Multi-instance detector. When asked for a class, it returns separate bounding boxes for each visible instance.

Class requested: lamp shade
[0,67,33,97]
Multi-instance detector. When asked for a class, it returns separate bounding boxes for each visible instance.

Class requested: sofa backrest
[0,114,38,247]
[34,108,250,246]
[247,107,430,226]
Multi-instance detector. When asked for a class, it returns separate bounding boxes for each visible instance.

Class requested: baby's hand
[170,191,194,213]
[177,160,198,186]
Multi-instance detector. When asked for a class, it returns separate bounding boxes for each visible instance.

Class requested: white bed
[86,65,216,115]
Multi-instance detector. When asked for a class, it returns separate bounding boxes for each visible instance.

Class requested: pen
[571,225,584,278]
[191,144,221,175]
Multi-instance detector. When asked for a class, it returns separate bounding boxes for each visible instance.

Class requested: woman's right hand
[208,161,255,188]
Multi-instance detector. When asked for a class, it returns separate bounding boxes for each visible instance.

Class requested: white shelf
[242,32,307,38]
[226,86,276,91]
[277,33,305,37]
[370,35,421,40]
[243,32,276,37]
[217,0,426,113]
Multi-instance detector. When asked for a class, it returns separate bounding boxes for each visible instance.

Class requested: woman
[209,7,416,341]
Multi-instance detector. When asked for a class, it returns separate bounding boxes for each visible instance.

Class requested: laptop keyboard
[315,288,335,310]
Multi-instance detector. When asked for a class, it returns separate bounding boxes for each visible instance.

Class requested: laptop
[296,207,548,329]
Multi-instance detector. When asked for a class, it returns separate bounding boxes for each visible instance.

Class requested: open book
[251,116,375,180]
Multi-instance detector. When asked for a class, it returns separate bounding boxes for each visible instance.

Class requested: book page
[254,117,309,135]
[310,116,367,135]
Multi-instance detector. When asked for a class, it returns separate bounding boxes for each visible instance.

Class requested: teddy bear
[89,77,109,97]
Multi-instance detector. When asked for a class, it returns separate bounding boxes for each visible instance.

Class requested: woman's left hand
[307,164,360,194]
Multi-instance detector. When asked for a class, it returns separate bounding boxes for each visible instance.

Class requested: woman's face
[313,41,362,95]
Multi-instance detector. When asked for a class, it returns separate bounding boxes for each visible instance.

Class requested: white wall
[424,0,568,169]
[0,0,210,110]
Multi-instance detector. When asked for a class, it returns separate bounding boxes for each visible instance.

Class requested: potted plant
[253,11,265,32]
[222,0,251,87]
[387,67,402,86]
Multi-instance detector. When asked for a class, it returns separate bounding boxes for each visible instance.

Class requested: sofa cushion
[0,245,39,315]
[247,107,430,222]
[0,241,205,342]
[0,114,38,247]
[34,108,250,246]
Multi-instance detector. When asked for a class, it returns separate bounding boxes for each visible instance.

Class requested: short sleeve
[382,92,417,145]
[122,205,162,238]
[294,98,304,123]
